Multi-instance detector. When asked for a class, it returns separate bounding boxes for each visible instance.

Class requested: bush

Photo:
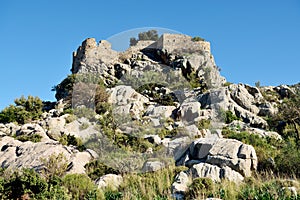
[225,110,239,124]
[275,137,300,177]
[0,95,43,124]
[85,160,120,181]
[1,168,48,199]
[15,134,42,143]
[62,174,99,199]
[130,29,159,46]
[40,153,68,181]
[59,134,86,151]
[197,119,211,130]
[186,178,214,199]
[191,36,205,42]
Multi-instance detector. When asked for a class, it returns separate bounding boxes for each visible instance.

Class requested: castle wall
[155,33,210,54]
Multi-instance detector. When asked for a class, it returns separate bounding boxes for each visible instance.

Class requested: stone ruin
[71,33,211,74]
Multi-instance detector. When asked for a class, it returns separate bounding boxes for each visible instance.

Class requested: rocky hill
[0,33,299,199]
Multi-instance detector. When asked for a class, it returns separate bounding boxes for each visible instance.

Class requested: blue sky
[0,0,299,110]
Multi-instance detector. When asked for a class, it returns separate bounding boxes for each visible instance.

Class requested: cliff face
[70,33,225,89]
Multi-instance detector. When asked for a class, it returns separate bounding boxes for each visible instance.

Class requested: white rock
[142,160,165,172]
[95,174,123,190]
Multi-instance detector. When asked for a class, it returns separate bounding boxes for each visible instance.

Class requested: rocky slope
[0,33,299,199]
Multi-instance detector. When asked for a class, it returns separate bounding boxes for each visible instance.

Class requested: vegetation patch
[0,95,43,124]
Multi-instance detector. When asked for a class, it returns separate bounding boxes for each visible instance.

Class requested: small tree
[40,153,68,181]
[0,95,43,124]
[129,29,159,46]
[255,81,261,88]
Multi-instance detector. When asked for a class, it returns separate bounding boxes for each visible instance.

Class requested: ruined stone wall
[72,38,118,74]
[155,33,211,54]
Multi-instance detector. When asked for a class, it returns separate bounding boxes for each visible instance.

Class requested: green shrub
[136,83,178,106]
[223,82,232,87]
[197,119,211,130]
[40,153,68,181]
[275,137,300,177]
[1,168,48,199]
[59,134,86,151]
[225,110,239,124]
[0,95,43,124]
[62,173,99,199]
[15,134,42,143]
[85,160,120,181]
[158,128,178,139]
[191,36,205,42]
[186,178,214,199]
[104,190,123,200]
[65,114,76,123]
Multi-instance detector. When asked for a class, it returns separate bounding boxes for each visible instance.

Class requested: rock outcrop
[0,136,95,174]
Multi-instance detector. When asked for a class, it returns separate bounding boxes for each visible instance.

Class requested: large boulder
[142,160,165,172]
[109,85,149,120]
[0,136,94,174]
[198,85,268,128]
[0,123,20,136]
[172,171,192,199]
[144,105,176,119]
[44,116,66,140]
[179,138,257,177]
[178,98,202,124]
[190,163,244,183]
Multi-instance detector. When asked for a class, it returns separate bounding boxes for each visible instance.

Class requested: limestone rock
[184,124,203,138]
[172,171,192,199]
[190,138,257,176]
[179,138,257,177]
[44,116,66,140]
[144,134,161,145]
[229,84,260,114]
[144,105,176,119]
[0,123,20,136]
[179,98,202,124]
[95,174,123,190]
[142,160,165,172]
[275,85,295,98]
[0,136,93,174]
[17,123,51,142]
[190,163,244,183]
[109,85,149,120]
[198,86,268,128]
[163,136,191,161]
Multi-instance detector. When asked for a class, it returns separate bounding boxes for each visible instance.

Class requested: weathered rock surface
[172,171,191,199]
[109,85,149,120]
[0,136,95,174]
[144,105,176,119]
[227,120,282,140]
[190,162,244,182]
[199,84,269,128]
[0,123,20,136]
[17,123,51,142]
[142,160,165,172]
[95,174,123,190]
[179,98,202,124]
[178,138,257,177]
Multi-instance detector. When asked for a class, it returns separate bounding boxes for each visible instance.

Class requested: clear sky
[0,0,299,110]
